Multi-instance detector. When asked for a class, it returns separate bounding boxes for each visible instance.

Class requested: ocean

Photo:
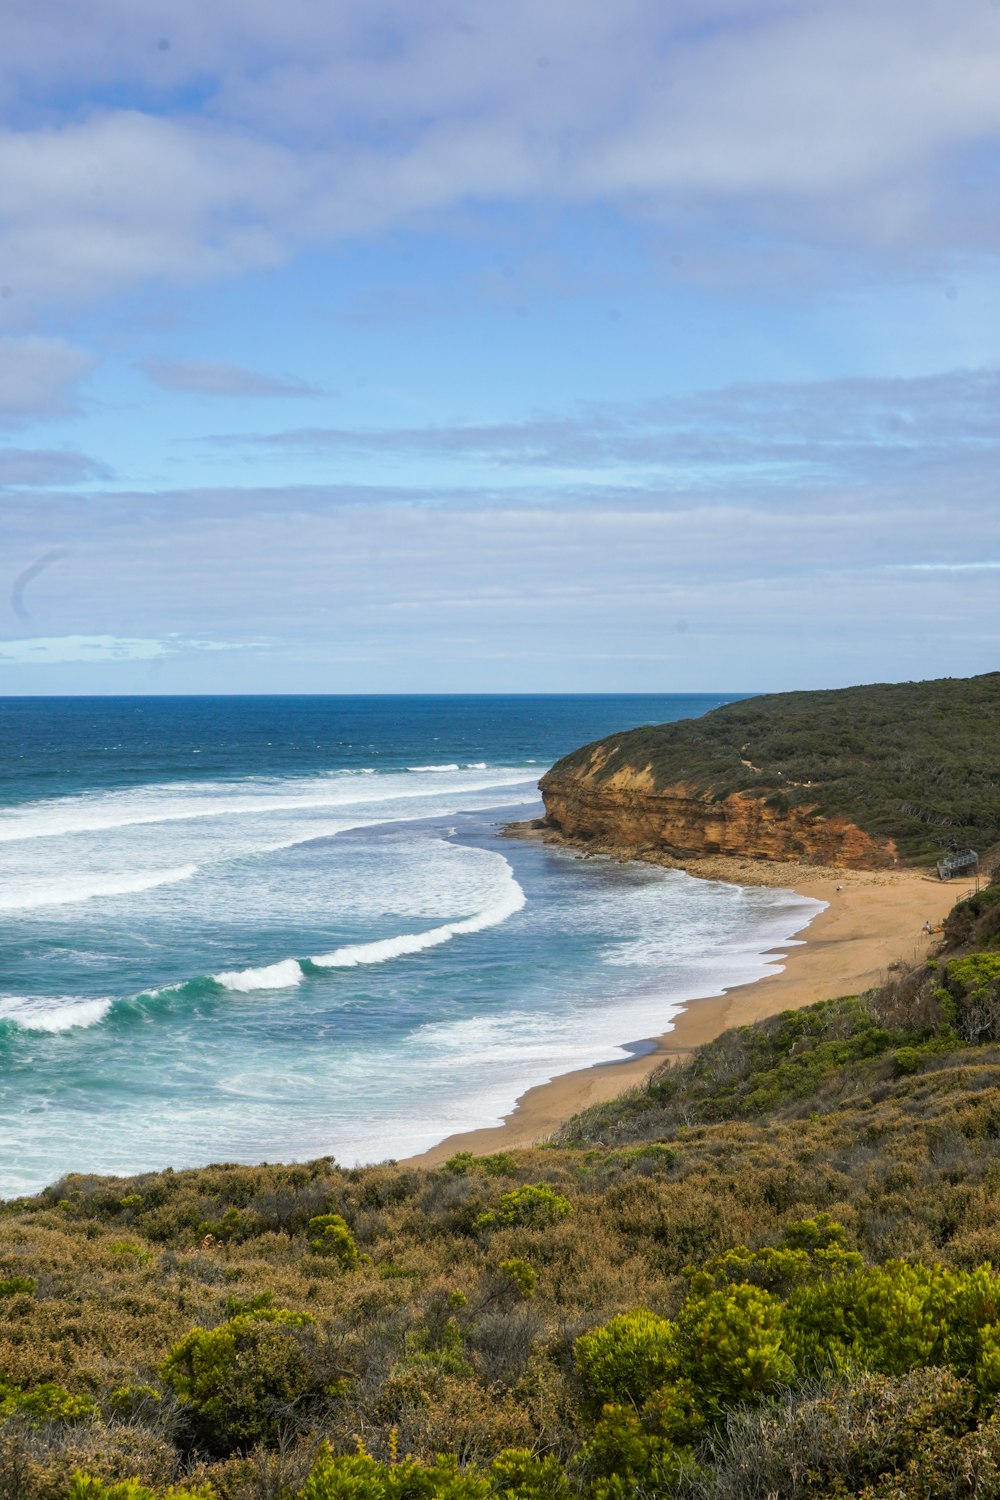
[0,695,822,1197]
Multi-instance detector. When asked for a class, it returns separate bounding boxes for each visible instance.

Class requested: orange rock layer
[539,762,897,871]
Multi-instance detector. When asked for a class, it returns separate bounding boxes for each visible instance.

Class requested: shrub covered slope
[4,875,1000,1497]
[544,671,1000,861]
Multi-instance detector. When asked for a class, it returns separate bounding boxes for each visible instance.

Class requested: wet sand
[406,852,967,1167]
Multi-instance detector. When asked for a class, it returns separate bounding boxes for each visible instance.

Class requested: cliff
[539,672,1000,868]
[540,760,896,869]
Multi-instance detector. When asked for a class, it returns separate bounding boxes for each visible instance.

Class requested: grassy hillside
[544,671,1000,861]
[4,880,1000,1497]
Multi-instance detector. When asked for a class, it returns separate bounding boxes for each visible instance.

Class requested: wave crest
[311,871,526,969]
[0,996,113,1033]
[213,959,305,992]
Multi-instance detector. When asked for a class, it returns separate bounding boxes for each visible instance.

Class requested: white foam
[0,996,113,1032]
[0,864,198,913]
[311,867,526,968]
[0,767,537,845]
[213,958,304,992]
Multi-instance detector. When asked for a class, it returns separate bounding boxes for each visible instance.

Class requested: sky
[1,0,999,695]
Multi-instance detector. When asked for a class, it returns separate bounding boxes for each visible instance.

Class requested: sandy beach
[406,850,970,1167]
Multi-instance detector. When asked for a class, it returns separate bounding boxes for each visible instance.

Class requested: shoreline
[404,840,967,1167]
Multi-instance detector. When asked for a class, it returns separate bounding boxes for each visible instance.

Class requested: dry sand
[406,849,971,1167]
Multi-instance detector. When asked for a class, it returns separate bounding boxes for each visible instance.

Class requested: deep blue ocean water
[0,695,822,1196]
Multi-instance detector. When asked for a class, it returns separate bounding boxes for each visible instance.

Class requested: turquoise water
[0,696,822,1196]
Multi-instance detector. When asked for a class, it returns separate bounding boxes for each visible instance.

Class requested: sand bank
[405,850,969,1167]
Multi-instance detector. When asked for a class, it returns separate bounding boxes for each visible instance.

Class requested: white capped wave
[311,867,526,968]
[0,864,198,913]
[213,958,304,992]
[0,766,537,844]
[0,996,113,1032]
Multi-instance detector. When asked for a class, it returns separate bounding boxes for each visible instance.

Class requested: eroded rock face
[539,759,897,870]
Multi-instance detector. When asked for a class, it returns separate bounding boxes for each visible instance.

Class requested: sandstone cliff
[540,753,897,870]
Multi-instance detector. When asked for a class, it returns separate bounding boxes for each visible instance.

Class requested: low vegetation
[544,671,1000,860]
[4,875,1000,1497]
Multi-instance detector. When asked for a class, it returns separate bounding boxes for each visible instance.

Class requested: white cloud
[0,115,303,315]
[2,1,1000,318]
[0,337,97,425]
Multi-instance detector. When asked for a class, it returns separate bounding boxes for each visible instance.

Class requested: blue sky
[2,0,999,693]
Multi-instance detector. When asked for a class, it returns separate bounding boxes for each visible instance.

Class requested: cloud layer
[3,1,1000,320]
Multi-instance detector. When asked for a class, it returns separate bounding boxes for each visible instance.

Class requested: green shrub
[0,1381,94,1423]
[894,1046,924,1075]
[498,1259,537,1299]
[489,1449,572,1500]
[443,1151,517,1177]
[307,1213,359,1268]
[0,1274,35,1297]
[106,1385,163,1421]
[300,1448,490,1500]
[443,1153,478,1175]
[67,1479,212,1500]
[109,1241,152,1265]
[159,1308,316,1454]
[575,1404,688,1500]
[674,1282,793,1410]
[476,1185,573,1230]
[575,1309,676,1408]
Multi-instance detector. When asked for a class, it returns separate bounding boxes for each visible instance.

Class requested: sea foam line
[310,874,526,969]
[0,864,198,913]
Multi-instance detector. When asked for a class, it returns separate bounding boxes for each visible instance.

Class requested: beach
[407,853,969,1166]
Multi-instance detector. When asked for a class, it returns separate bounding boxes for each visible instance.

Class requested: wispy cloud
[0,635,243,665]
[0,448,113,486]
[139,358,323,398]
[209,366,1000,487]
[888,561,1000,572]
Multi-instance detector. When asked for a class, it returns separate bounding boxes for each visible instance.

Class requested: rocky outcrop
[539,758,897,871]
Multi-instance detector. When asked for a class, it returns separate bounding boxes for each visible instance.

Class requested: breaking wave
[311,867,526,968]
[0,996,114,1033]
[213,958,305,993]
